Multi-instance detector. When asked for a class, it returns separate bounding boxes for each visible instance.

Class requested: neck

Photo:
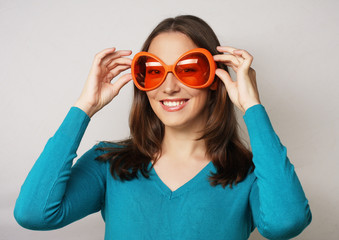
[160,124,208,164]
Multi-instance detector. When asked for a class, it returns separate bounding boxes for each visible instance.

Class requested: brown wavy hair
[96,15,254,188]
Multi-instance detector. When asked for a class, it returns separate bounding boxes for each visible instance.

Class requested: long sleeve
[14,107,107,230]
[244,105,312,239]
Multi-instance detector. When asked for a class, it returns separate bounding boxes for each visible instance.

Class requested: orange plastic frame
[131,48,217,91]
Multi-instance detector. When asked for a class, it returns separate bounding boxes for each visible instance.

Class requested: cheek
[145,91,159,111]
[191,91,210,114]
[191,90,209,104]
[146,90,157,101]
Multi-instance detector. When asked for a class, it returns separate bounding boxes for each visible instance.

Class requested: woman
[14,15,312,239]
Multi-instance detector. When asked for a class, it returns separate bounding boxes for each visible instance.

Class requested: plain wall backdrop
[1,0,338,239]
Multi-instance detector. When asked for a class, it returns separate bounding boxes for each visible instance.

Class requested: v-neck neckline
[148,161,214,200]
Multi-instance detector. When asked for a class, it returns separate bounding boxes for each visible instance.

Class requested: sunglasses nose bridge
[161,71,181,94]
[165,64,176,74]
[162,64,176,81]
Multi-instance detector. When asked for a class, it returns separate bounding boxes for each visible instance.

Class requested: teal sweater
[14,105,312,239]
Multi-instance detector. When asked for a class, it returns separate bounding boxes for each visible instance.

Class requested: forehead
[148,32,198,65]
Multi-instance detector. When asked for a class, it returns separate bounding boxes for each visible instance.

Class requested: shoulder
[71,142,110,176]
[96,141,127,149]
[92,141,128,164]
[94,141,123,154]
[96,141,115,149]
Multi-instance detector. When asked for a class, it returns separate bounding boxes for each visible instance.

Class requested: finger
[216,46,244,65]
[216,46,238,54]
[213,55,239,74]
[214,55,239,72]
[104,64,131,83]
[109,64,131,79]
[107,57,132,70]
[215,68,235,90]
[102,50,132,66]
[94,47,116,65]
[213,54,240,65]
[233,49,253,69]
[224,62,238,72]
[234,55,244,65]
[217,46,243,58]
[111,73,133,95]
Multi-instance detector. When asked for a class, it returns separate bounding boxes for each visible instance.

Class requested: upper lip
[160,98,189,102]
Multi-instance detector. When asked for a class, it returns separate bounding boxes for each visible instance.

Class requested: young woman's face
[146,32,210,130]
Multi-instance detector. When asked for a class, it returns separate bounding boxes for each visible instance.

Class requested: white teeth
[163,100,186,107]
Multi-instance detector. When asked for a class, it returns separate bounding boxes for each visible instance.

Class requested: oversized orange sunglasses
[131,48,217,91]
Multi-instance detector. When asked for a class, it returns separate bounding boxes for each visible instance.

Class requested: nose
[161,72,180,94]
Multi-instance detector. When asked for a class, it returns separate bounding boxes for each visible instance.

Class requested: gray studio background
[1,0,338,239]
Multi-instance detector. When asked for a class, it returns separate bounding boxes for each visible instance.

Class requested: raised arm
[14,47,133,229]
[14,108,106,229]
[244,104,312,238]
[214,46,312,238]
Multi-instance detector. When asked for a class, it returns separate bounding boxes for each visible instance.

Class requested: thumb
[215,68,234,91]
[111,73,133,97]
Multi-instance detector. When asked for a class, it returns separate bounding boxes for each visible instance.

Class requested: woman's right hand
[74,47,133,117]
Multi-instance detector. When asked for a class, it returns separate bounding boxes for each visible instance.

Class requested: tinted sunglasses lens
[175,53,210,87]
[134,56,165,89]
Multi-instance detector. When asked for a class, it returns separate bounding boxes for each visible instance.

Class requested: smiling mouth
[161,100,188,107]
[160,99,189,111]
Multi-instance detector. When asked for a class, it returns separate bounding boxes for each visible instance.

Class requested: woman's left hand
[213,46,261,113]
